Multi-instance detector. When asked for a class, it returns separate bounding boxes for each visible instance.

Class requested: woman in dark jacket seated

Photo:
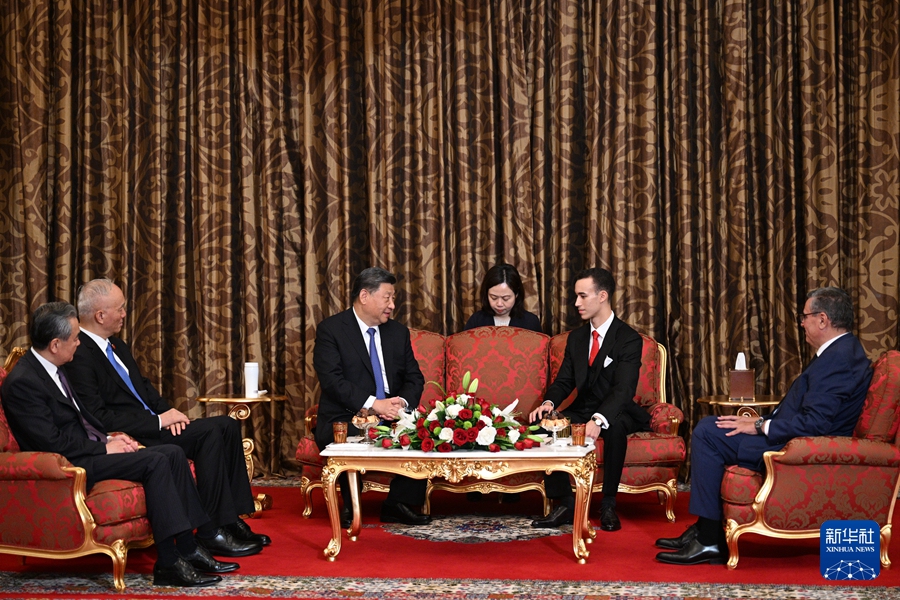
[464,263,542,333]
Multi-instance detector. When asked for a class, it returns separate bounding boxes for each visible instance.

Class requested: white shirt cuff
[363,396,376,409]
[592,413,609,429]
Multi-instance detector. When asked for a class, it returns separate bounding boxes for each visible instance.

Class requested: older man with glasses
[655,286,873,566]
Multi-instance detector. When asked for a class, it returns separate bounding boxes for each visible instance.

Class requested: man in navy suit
[313,266,429,527]
[529,267,648,532]
[65,279,268,558]
[0,302,228,587]
[656,286,873,565]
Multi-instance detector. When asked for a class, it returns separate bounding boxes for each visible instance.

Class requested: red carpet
[1,485,897,589]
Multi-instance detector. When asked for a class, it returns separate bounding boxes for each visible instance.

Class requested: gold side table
[196,394,287,514]
[696,394,781,418]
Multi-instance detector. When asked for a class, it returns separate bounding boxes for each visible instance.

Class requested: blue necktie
[106,343,155,413]
[367,327,386,399]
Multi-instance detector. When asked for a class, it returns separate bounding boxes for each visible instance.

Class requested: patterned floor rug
[0,572,896,600]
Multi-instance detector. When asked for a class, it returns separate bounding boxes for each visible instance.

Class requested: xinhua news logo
[820,520,880,580]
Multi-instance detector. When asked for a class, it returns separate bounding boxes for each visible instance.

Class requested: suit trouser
[145,415,255,527]
[75,444,209,541]
[545,412,646,500]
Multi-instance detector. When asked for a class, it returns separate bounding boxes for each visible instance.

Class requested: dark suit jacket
[736,332,872,468]
[66,333,170,440]
[544,316,648,427]
[464,310,542,333]
[1,351,109,463]
[313,308,424,450]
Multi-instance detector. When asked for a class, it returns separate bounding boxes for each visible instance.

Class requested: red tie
[589,330,600,366]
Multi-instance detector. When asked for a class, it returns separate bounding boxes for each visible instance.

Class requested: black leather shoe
[197,528,262,557]
[340,506,352,529]
[655,537,728,565]
[599,505,621,532]
[180,545,239,574]
[153,557,222,587]
[531,504,573,528]
[228,518,272,546]
[380,503,432,525]
[655,523,699,549]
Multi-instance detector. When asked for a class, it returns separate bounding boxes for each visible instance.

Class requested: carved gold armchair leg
[724,519,742,569]
[422,481,433,515]
[881,524,892,569]
[300,475,323,518]
[110,540,128,592]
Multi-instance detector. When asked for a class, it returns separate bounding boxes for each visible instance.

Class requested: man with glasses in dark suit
[655,287,872,565]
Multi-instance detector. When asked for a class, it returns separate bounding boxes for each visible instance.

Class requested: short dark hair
[479,263,527,319]
[30,302,78,350]
[574,267,616,297]
[351,267,397,301]
[808,287,853,330]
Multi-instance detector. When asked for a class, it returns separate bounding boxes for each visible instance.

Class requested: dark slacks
[545,412,646,500]
[73,444,208,541]
[144,415,255,526]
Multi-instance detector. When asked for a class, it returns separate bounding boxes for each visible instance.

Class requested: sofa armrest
[769,436,900,467]
[648,403,683,435]
[0,451,74,480]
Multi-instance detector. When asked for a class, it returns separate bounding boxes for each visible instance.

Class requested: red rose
[416,418,425,428]
[437,443,453,453]
[381,438,393,449]
[493,416,503,425]
[459,408,473,420]
[399,434,411,446]
[514,441,525,450]
[429,421,440,432]
[453,428,468,445]
[476,420,486,430]
[496,428,507,438]
[368,427,379,439]
[480,401,491,412]
[466,428,479,442]
[417,427,430,439]
[518,425,526,433]
[488,443,500,452]
[444,419,456,428]
[523,438,534,449]
[421,437,435,452]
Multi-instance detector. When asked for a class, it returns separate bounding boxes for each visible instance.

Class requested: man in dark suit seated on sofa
[65,279,269,558]
[1,302,230,587]
[313,266,430,527]
[529,267,649,532]
[655,286,873,565]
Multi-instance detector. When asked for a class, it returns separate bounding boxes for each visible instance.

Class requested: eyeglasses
[797,311,823,325]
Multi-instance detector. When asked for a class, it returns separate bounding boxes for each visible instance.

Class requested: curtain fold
[1,0,897,475]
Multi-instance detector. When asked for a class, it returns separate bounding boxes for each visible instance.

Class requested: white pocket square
[603,356,613,368]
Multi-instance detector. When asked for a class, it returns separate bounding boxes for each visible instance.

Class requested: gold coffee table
[320,443,597,563]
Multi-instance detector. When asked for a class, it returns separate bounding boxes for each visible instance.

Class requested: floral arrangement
[371,371,544,452]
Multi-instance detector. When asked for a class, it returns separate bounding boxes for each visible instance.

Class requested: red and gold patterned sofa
[721,350,900,568]
[0,348,153,592]
[296,326,685,520]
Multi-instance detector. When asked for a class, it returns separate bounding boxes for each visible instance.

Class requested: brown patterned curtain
[1,0,897,476]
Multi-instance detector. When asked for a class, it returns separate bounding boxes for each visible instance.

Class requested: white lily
[479,415,493,427]
[427,408,441,422]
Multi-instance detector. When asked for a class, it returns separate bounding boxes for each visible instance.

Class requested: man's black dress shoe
[655,523,699,549]
[197,528,262,557]
[599,505,621,531]
[380,503,432,525]
[180,545,239,574]
[228,518,272,546]
[655,537,728,565]
[153,557,222,587]
[340,506,352,529]
[531,505,573,528]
